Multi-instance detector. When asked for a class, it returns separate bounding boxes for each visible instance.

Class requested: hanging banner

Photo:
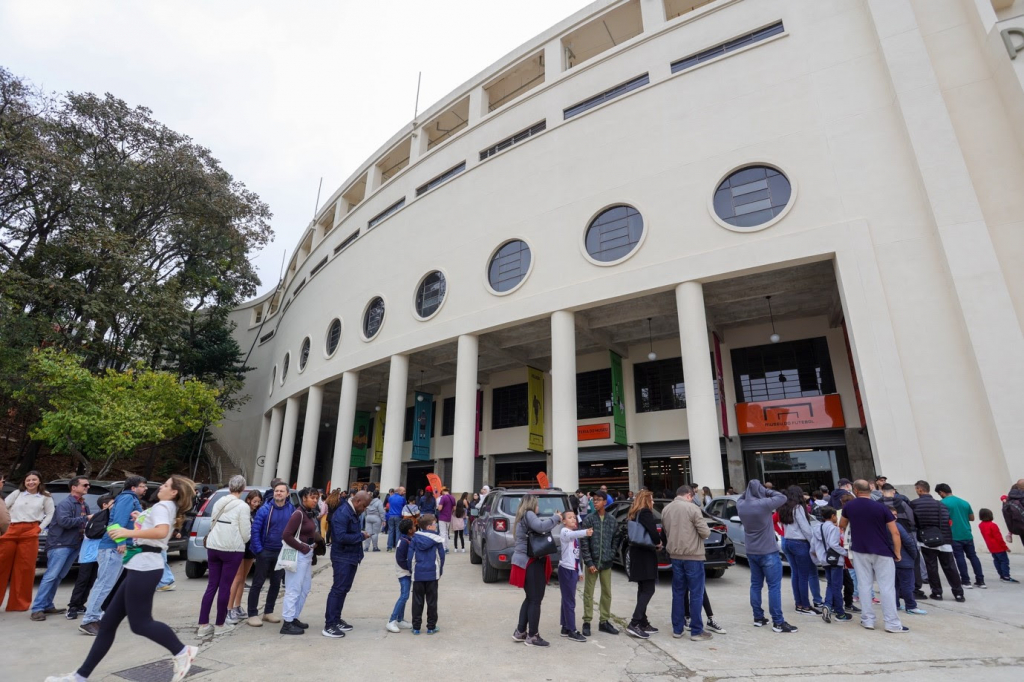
[350,411,370,468]
[527,367,545,453]
[372,402,386,465]
[713,333,729,438]
[412,392,434,461]
[609,351,627,445]
[427,473,443,494]
[475,389,483,458]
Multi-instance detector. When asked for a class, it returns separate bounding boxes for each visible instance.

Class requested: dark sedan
[605,499,736,579]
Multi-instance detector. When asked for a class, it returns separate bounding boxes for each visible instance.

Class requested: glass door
[746,448,842,493]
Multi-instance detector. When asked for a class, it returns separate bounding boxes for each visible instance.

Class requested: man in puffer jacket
[908,480,963,602]
[1003,481,1024,547]
[247,482,296,626]
[579,491,621,637]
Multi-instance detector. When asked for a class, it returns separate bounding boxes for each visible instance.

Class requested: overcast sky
[0,0,593,298]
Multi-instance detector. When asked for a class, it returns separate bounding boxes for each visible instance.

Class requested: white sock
[76,674,89,682]
[175,646,189,657]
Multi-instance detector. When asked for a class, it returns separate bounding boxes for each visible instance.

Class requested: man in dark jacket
[30,477,91,620]
[908,480,964,602]
[323,491,371,638]
[247,481,296,625]
[1002,481,1024,547]
[737,480,796,632]
[579,492,620,636]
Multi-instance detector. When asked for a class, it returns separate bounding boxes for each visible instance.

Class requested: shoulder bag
[203,498,240,549]
[819,525,842,566]
[627,518,657,549]
[917,526,944,548]
[275,510,304,572]
[524,518,558,558]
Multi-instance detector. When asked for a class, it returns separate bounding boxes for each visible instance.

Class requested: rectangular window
[491,383,529,429]
[442,396,456,436]
[310,256,328,276]
[564,73,650,120]
[479,121,547,161]
[368,198,405,229]
[334,230,359,254]
[670,21,784,74]
[292,278,306,294]
[416,162,466,197]
[730,337,837,403]
[259,329,275,345]
[576,368,613,420]
[633,357,686,413]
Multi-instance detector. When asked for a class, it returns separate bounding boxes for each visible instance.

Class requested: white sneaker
[214,623,234,637]
[398,620,413,629]
[225,611,240,625]
[386,620,400,633]
[44,675,80,682]
[196,623,214,637]
[172,645,198,682]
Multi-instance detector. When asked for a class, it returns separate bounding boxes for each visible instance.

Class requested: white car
[705,495,787,564]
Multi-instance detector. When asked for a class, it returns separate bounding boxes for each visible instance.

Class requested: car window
[707,500,722,517]
[480,493,497,515]
[499,495,567,516]
[724,501,739,520]
[199,491,229,517]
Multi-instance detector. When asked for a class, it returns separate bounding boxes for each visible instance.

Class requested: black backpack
[85,507,111,540]
[1004,499,1024,535]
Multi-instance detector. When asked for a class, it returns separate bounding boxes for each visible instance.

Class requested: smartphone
[106,523,128,543]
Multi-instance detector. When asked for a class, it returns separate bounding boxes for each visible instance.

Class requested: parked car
[185,486,301,579]
[705,494,787,564]
[35,481,113,568]
[604,499,735,579]
[86,479,188,559]
[469,487,570,583]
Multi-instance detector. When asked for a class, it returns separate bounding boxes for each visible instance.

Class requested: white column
[640,0,666,32]
[253,412,271,485]
[468,85,488,124]
[452,335,479,494]
[260,406,284,487]
[296,385,324,488]
[380,355,409,493]
[550,311,579,492]
[676,282,725,494]
[330,371,359,491]
[366,161,383,194]
[275,395,301,484]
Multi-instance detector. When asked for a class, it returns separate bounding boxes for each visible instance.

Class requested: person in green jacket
[579,492,621,637]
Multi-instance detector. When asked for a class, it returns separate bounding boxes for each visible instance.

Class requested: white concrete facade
[220,0,1024,527]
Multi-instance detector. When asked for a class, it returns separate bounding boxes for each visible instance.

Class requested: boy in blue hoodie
[891,507,926,615]
[386,519,416,633]
[409,514,445,635]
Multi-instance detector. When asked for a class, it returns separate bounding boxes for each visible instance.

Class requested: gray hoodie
[736,480,787,555]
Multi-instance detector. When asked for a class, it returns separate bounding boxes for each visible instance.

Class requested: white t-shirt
[126,501,175,572]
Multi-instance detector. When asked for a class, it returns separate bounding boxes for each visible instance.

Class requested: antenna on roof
[278,249,286,285]
[414,71,422,119]
[313,176,323,218]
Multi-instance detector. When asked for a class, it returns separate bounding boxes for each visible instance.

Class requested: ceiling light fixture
[374,382,382,411]
[416,370,425,401]
[766,296,780,344]
[647,318,657,361]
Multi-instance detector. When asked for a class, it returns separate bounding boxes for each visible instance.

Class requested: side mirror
[730,516,742,524]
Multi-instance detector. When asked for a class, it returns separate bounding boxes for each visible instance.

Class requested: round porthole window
[487,240,532,294]
[325,319,342,357]
[415,271,447,319]
[363,297,385,340]
[712,165,791,230]
[584,205,644,263]
[281,353,290,383]
[299,337,311,371]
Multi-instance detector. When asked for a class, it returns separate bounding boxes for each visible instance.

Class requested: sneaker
[626,623,649,639]
[262,613,281,624]
[886,625,910,633]
[795,606,820,616]
[213,624,233,637]
[954,595,966,603]
[834,613,853,622]
[225,611,240,626]
[156,583,176,592]
[641,622,659,634]
[560,627,570,637]
[321,624,346,638]
[43,606,66,615]
[598,621,619,635]
[872,598,881,604]
[672,630,685,638]
[821,605,832,624]
[706,619,726,634]
[386,620,400,633]
[963,583,973,589]
[567,630,587,643]
[293,619,308,630]
[196,624,214,637]
[861,622,875,630]
[753,617,769,627]
[247,616,262,627]
[512,628,527,643]
[906,608,928,615]
[171,645,198,682]
[280,620,304,635]
[65,608,79,620]
[975,582,987,589]
[1000,576,1020,583]
[929,594,943,601]
[690,631,713,642]
[44,674,80,682]
[772,621,798,633]
[398,620,412,629]
[852,596,860,603]
[848,604,862,613]
[30,612,46,621]
[412,629,421,635]
[524,634,550,647]
[581,622,591,637]
[338,619,353,632]
[79,622,100,636]
[427,627,439,634]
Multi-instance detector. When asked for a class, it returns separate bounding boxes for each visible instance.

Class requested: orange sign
[536,472,550,489]
[736,395,845,434]
[577,423,611,441]
[426,473,443,493]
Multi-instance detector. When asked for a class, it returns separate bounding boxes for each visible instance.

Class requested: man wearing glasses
[30,477,93,621]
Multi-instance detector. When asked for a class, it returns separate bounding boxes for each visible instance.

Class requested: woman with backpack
[0,471,54,611]
[626,490,660,639]
[196,476,252,637]
[510,494,562,647]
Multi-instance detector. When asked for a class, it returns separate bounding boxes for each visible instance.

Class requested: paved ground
[3,545,1023,681]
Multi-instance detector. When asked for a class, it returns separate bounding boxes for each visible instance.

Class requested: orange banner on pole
[735,395,845,434]
[536,472,550,489]
[427,473,443,493]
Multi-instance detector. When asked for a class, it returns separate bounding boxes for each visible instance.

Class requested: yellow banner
[527,366,545,453]
[372,402,386,465]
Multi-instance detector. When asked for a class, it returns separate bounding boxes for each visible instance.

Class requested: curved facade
[221,0,1024,513]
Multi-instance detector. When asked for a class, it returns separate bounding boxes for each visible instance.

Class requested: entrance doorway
[642,456,691,498]
[744,448,849,492]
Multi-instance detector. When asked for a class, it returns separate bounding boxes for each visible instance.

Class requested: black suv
[469,487,571,583]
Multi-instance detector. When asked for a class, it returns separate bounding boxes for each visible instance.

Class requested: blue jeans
[823,566,845,615]
[895,566,917,610]
[992,551,1011,579]
[325,561,358,626]
[158,550,174,587]
[31,546,78,612]
[390,575,411,622]
[748,552,783,625]
[670,559,705,635]
[82,547,125,624]
[784,539,815,609]
[952,539,984,585]
[386,516,401,550]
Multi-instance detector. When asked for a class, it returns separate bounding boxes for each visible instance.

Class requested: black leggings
[631,579,656,625]
[683,588,713,617]
[453,530,465,549]
[78,569,184,677]
[517,560,547,636]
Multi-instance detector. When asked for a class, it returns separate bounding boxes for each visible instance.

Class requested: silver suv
[469,488,570,583]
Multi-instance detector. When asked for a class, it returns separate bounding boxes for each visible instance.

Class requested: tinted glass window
[491,383,529,429]
[500,496,568,516]
[363,297,385,339]
[585,205,644,262]
[713,166,791,228]
[282,353,289,380]
[441,396,456,437]
[299,338,310,370]
[415,271,446,318]
[633,357,686,412]
[576,368,613,419]
[326,319,342,355]
[488,240,532,292]
[730,337,836,402]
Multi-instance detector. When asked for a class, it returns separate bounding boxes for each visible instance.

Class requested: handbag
[524,519,557,558]
[203,498,239,549]
[917,526,944,548]
[819,525,842,567]
[275,511,303,572]
[627,518,657,549]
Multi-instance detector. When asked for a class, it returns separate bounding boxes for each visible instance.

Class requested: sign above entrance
[736,395,845,434]
[578,423,611,441]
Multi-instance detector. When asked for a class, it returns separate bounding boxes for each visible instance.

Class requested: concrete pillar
[724,437,744,493]
[380,355,410,493]
[452,334,479,495]
[410,128,429,163]
[275,396,301,484]
[253,412,271,485]
[628,444,643,494]
[468,85,488,124]
[640,0,666,32]
[551,310,579,492]
[330,371,359,491]
[366,161,383,194]
[676,282,725,494]
[295,385,324,488]
[259,409,282,487]
[543,38,564,80]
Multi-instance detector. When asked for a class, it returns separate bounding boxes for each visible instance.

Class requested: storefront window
[731,337,836,403]
[641,457,691,498]
[743,447,850,492]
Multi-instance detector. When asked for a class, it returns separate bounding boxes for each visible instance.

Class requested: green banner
[351,411,370,468]
[372,402,386,465]
[412,392,433,461]
[527,367,545,452]
[610,351,627,446]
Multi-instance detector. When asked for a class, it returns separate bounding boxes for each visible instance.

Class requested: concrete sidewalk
[2,547,1023,681]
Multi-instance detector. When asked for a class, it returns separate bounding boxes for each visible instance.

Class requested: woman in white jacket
[196,476,251,636]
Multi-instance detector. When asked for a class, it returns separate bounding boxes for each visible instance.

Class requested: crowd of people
[0,468,1019,679]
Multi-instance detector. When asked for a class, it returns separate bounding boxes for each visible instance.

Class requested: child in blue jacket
[387,519,416,632]
[409,514,445,635]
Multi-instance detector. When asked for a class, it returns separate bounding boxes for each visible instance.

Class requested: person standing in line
[1003,480,1024,548]
[810,506,850,623]
[323,491,371,638]
[467,492,481,541]
[226,490,262,623]
[362,491,386,553]
[840,480,908,633]
[557,510,592,643]
[386,487,406,552]
[67,495,115,620]
[510,495,562,647]
[625,490,660,640]
[580,490,619,637]
[452,494,468,553]
[409,514,446,635]
[736,480,797,633]
[386,518,416,632]
[31,476,92,620]
[436,487,456,552]
[45,476,199,682]
[246,482,295,627]
[599,485,614,507]
[279,487,321,635]
[978,508,1017,583]
[661,485,712,641]
[197,475,251,637]
[779,485,821,616]
[419,487,437,517]
[829,479,854,511]
[891,508,926,616]
[0,471,55,612]
[0,472,10,537]
[936,483,985,589]
[909,480,965,602]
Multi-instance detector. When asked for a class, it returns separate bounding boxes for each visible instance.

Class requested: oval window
[299,337,311,371]
[415,271,447,319]
[488,240,532,293]
[585,205,644,262]
[325,319,342,356]
[363,297,385,340]
[281,353,290,382]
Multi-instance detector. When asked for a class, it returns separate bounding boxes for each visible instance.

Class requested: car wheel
[623,546,632,580]
[481,545,500,584]
[705,567,726,579]
[469,542,482,565]
[185,561,207,580]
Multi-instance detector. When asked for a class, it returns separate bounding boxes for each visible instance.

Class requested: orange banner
[536,472,550,489]
[736,395,845,434]
[426,473,443,493]
[577,423,611,441]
